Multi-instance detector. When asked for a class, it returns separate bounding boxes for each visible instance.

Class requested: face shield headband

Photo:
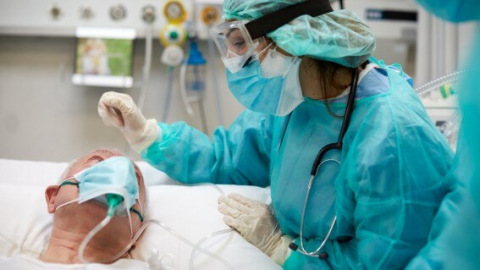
[211,0,333,73]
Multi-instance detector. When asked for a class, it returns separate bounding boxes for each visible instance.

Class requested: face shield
[210,21,260,73]
[210,0,334,73]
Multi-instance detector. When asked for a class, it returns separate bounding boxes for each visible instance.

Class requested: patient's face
[45,149,146,260]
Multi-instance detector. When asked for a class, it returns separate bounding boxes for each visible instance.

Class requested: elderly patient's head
[41,149,146,264]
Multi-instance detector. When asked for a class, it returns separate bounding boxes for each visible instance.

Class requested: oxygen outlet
[142,5,156,23]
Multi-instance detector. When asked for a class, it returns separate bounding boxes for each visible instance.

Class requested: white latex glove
[218,193,291,265]
[98,91,160,153]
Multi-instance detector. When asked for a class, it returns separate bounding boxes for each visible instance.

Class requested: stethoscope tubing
[293,67,360,259]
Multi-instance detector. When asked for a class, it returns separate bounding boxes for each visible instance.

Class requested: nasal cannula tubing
[76,183,233,269]
[189,229,234,270]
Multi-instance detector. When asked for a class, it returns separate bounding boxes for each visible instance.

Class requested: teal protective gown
[142,58,454,269]
[406,1,480,268]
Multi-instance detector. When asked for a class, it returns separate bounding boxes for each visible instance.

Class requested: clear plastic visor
[210,21,259,73]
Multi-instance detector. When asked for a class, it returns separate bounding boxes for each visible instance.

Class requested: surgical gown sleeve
[141,110,273,186]
[324,96,453,269]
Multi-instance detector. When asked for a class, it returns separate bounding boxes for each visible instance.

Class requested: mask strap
[255,41,273,60]
[130,208,144,222]
[124,200,134,238]
[59,180,79,187]
[282,56,300,77]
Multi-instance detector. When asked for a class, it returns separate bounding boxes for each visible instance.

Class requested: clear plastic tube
[127,24,153,156]
[55,198,79,212]
[77,184,233,268]
[192,182,226,198]
[119,219,233,269]
[79,215,113,264]
[208,37,224,125]
[162,67,175,122]
[138,24,153,110]
[189,229,234,270]
[415,70,465,97]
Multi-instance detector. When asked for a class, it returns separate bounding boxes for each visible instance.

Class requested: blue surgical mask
[59,156,143,221]
[226,50,304,116]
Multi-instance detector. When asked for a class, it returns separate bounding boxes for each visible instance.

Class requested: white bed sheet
[0,159,280,270]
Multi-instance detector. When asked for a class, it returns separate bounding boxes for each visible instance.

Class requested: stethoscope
[288,67,360,260]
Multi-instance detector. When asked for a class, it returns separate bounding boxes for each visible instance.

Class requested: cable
[77,184,232,268]
[138,24,153,110]
[189,229,234,270]
[208,38,225,126]
[79,215,113,264]
[198,100,209,134]
[127,24,153,156]
[162,67,175,122]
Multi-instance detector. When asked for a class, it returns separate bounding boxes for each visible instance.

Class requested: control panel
[0,0,222,39]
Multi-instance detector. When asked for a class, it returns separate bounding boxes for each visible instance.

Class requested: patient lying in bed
[0,149,149,270]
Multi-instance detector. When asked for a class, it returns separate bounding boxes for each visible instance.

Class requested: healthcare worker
[405,1,480,269]
[98,0,454,268]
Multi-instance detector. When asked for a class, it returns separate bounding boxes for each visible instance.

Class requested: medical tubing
[127,24,153,156]
[189,229,234,270]
[79,198,137,264]
[121,219,234,269]
[180,53,195,116]
[104,183,230,267]
[415,70,465,97]
[138,24,153,110]
[162,67,175,122]
[208,37,224,125]
[79,215,113,264]
[198,100,209,134]
[191,182,226,198]
[55,198,79,212]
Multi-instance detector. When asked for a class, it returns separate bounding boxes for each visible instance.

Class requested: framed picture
[72,27,135,88]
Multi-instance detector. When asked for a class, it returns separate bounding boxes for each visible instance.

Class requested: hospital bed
[0,158,281,270]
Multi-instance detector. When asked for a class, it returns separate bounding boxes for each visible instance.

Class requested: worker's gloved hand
[98,91,160,153]
[218,193,291,265]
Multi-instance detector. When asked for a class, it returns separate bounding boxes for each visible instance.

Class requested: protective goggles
[210,0,333,73]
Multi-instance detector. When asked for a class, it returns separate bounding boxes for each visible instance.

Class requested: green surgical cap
[223,0,376,68]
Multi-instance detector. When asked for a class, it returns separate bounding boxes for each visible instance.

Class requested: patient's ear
[45,185,60,214]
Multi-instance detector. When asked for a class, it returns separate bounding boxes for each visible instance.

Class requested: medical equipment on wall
[288,69,360,259]
[200,4,225,125]
[416,70,465,151]
[180,40,209,133]
[159,0,188,122]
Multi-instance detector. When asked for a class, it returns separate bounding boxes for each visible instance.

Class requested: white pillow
[0,159,178,186]
[131,184,277,269]
[0,184,52,258]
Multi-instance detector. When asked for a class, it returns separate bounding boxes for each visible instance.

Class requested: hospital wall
[0,36,245,162]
